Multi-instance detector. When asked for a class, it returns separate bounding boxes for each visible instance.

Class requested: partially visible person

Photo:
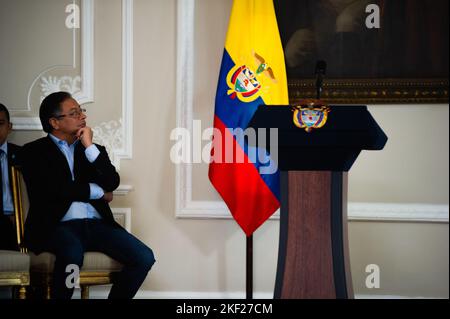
[0,103,21,251]
[21,92,155,299]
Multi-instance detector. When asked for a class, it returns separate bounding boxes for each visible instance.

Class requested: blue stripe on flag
[214,49,280,201]
[214,50,264,129]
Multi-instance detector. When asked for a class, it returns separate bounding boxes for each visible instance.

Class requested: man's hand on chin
[76,126,94,148]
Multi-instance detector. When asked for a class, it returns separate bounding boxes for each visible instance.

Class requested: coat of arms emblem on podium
[292,99,330,132]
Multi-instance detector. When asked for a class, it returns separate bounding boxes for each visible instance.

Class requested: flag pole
[246,234,253,299]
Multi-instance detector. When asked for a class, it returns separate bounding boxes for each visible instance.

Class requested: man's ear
[8,122,12,132]
[49,118,59,131]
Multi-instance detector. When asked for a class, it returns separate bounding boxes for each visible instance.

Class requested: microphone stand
[315,60,326,101]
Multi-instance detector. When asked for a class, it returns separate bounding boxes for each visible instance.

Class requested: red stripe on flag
[208,116,280,236]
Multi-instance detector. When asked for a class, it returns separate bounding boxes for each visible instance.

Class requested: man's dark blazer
[0,142,22,250]
[21,136,121,253]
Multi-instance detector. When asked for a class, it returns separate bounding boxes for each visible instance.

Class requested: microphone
[315,60,326,100]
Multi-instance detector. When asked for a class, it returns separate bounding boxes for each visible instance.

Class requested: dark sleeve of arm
[21,145,90,203]
[90,145,120,192]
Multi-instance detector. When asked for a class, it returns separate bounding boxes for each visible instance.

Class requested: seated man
[21,92,155,299]
[0,103,21,251]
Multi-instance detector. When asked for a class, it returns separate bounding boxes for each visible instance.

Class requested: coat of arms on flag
[227,51,278,103]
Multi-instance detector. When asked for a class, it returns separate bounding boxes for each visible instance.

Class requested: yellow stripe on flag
[225,0,289,105]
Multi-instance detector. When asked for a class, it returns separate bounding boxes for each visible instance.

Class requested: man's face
[51,98,87,136]
[0,111,12,145]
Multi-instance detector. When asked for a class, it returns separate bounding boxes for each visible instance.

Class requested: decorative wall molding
[113,184,134,196]
[111,207,131,232]
[87,0,133,170]
[175,0,195,218]
[111,0,134,170]
[174,0,449,224]
[13,0,133,172]
[93,119,123,168]
[89,0,133,170]
[11,117,43,131]
[348,202,449,223]
[12,0,94,130]
[176,201,449,223]
[40,76,82,102]
[75,0,95,105]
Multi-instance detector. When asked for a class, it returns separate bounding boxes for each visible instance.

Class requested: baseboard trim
[82,287,445,299]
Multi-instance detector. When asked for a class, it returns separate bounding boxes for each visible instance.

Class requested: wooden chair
[11,165,123,299]
[0,250,29,299]
[0,166,30,299]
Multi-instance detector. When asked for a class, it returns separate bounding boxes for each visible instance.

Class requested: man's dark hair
[0,103,11,122]
[39,91,72,133]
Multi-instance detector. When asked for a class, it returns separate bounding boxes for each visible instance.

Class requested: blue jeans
[42,219,155,299]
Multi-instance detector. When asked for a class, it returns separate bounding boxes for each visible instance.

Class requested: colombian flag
[209,0,289,236]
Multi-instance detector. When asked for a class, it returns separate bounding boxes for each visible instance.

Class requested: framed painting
[274,0,449,104]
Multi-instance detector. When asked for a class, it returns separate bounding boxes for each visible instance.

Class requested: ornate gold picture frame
[288,78,449,104]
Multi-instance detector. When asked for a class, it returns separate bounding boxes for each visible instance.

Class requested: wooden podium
[247,105,387,299]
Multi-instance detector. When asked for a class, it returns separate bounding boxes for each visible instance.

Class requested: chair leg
[45,284,51,299]
[18,286,27,299]
[81,285,89,299]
